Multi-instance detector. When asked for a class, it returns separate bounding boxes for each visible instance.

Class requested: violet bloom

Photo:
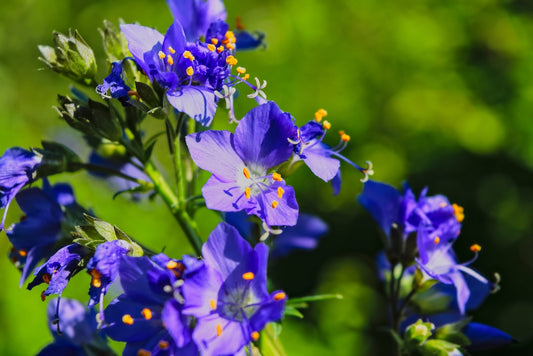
[87,240,131,308]
[166,0,226,41]
[96,61,131,105]
[104,255,197,356]
[289,114,372,194]
[28,244,89,298]
[182,223,287,356]
[120,19,235,126]
[37,298,113,356]
[0,147,42,230]
[6,181,76,286]
[186,102,299,227]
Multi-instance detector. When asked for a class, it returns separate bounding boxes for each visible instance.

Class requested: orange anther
[122,314,134,325]
[244,187,251,200]
[322,120,331,130]
[242,272,255,280]
[251,331,260,341]
[271,201,279,209]
[216,324,223,337]
[277,186,285,199]
[243,167,251,179]
[470,244,481,253]
[141,308,153,320]
[166,260,178,269]
[186,66,194,76]
[273,292,286,301]
[272,172,282,181]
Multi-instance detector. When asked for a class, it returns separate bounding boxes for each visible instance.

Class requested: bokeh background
[1,0,532,354]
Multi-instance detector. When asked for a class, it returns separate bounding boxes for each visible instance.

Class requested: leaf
[136,81,160,107]
[283,306,304,319]
[92,218,117,241]
[286,293,343,305]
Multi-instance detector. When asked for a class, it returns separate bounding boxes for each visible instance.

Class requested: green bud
[418,339,463,356]
[99,20,129,63]
[39,30,97,86]
[404,319,435,350]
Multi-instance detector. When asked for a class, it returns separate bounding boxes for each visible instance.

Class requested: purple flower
[96,61,131,105]
[6,181,76,286]
[0,147,42,230]
[166,0,227,41]
[186,102,299,227]
[104,255,197,356]
[120,19,235,126]
[28,244,89,298]
[182,223,286,356]
[87,240,131,307]
[37,298,113,356]
[463,322,515,351]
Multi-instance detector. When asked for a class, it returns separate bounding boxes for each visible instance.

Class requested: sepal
[33,141,82,178]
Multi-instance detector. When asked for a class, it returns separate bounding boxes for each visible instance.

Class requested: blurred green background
[1,0,532,354]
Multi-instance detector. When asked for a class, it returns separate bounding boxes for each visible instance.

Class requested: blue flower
[182,223,286,356]
[0,147,42,230]
[28,244,90,298]
[104,255,197,356]
[186,101,299,227]
[6,181,76,286]
[37,298,113,356]
[120,19,236,125]
[166,0,227,41]
[87,240,131,308]
[96,61,131,105]
[463,322,515,351]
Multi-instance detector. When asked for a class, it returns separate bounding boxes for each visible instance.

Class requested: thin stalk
[77,163,152,186]
[173,113,187,204]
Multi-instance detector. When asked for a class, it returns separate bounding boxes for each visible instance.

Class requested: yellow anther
[236,67,246,74]
[338,130,345,136]
[141,308,153,320]
[433,236,440,244]
[322,120,331,130]
[452,203,464,222]
[225,31,235,40]
[186,66,194,76]
[92,278,102,288]
[272,172,282,181]
[273,292,286,301]
[122,314,134,325]
[210,299,217,310]
[167,55,174,66]
[90,269,102,287]
[242,74,250,80]
[158,51,166,59]
[42,273,51,284]
[182,51,195,61]
[166,260,178,269]
[207,44,216,52]
[216,324,223,337]
[211,38,219,45]
[314,108,327,122]
[168,46,176,54]
[18,249,27,257]
[242,272,255,280]
[217,45,224,53]
[226,55,238,66]
[244,187,251,200]
[226,43,235,50]
[277,186,285,199]
[341,133,351,142]
[243,167,251,179]
[158,341,169,350]
[470,244,481,253]
[137,349,151,356]
[271,201,279,209]
[251,331,260,341]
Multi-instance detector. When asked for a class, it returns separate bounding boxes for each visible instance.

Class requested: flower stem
[143,160,203,255]
[77,163,152,186]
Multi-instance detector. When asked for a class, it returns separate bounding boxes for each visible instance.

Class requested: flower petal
[120,24,164,75]
[167,86,217,126]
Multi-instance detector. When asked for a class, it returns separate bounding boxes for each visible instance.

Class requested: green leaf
[286,293,343,305]
[283,306,304,319]
[136,81,160,108]
[92,218,117,241]
[419,339,462,356]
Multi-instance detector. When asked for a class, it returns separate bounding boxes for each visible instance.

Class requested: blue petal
[464,322,515,351]
[358,180,401,236]
[167,86,217,126]
[166,0,226,41]
[120,24,164,75]
[162,21,187,60]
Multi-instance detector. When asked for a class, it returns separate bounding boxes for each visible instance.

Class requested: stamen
[236,66,246,74]
[273,292,286,301]
[271,201,279,209]
[470,244,481,252]
[452,203,464,222]
[245,187,251,200]
[183,51,195,61]
[341,133,351,142]
[272,172,282,181]
[217,45,224,53]
[41,290,46,302]
[158,51,166,59]
[226,55,238,66]
[338,130,345,136]
[433,236,440,244]
[42,273,51,284]
[243,167,251,179]
[137,349,151,356]
[251,331,260,341]
[207,44,216,52]
[167,55,174,66]
[92,278,102,288]
[242,74,250,80]
[141,308,152,320]
[211,38,219,45]
[166,260,178,269]
[277,187,285,199]
[168,46,176,54]
[216,324,223,337]
[18,249,27,257]
[210,299,217,310]
[122,314,134,325]
[226,43,235,50]
[159,340,169,350]
[186,66,194,76]
[242,272,255,280]
[322,120,331,130]
[314,108,327,122]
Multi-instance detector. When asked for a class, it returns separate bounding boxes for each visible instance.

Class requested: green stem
[77,163,152,186]
[143,161,203,255]
[173,113,187,204]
